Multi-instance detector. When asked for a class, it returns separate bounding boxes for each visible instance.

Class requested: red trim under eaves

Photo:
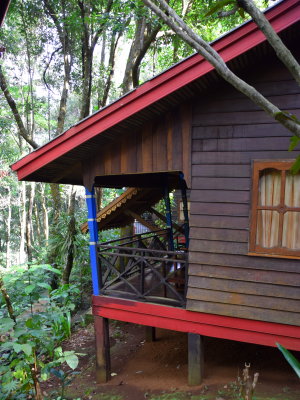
[93,296,300,351]
[11,0,300,181]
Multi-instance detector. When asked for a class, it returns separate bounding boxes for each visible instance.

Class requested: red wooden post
[94,316,111,383]
[188,333,204,386]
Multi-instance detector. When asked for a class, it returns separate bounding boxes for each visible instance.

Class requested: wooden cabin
[12,0,300,385]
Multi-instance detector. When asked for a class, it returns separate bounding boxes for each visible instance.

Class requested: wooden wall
[82,105,191,189]
[186,56,300,326]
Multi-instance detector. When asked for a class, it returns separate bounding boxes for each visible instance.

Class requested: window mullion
[278,170,286,247]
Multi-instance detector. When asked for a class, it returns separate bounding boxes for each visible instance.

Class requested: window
[249,161,300,258]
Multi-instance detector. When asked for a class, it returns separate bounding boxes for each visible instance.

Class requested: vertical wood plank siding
[83,104,191,188]
[187,59,300,326]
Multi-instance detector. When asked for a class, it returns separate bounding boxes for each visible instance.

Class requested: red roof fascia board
[12,0,300,181]
[93,296,300,350]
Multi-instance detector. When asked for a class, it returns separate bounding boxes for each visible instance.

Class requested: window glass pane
[285,172,300,207]
[282,211,300,250]
[259,169,281,206]
[256,210,279,248]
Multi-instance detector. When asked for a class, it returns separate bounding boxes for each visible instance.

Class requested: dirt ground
[43,321,300,400]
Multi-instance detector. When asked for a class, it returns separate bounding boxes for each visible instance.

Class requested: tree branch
[237,0,300,86]
[0,66,39,149]
[142,0,300,137]
[43,46,62,92]
[218,5,238,17]
[91,0,114,51]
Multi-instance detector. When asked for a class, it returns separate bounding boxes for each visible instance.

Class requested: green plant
[277,343,300,378]
[50,366,80,399]
[0,265,81,399]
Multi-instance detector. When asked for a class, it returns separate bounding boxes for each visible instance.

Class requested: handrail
[98,228,169,246]
[99,244,187,257]
[99,251,187,264]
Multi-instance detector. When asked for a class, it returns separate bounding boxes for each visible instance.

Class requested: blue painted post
[179,172,190,249]
[85,187,100,295]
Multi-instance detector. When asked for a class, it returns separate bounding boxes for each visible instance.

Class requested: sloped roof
[11,0,300,185]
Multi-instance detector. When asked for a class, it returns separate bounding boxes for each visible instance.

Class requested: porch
[97,229,188,307]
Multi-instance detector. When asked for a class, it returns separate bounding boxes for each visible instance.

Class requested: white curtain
[256,169,281,248]
[282,173,300,249]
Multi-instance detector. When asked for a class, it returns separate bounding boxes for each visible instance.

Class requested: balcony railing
[97,230,187,307]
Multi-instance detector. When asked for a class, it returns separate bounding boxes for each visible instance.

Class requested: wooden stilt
[188,333,204,386]
[145,326,156,342]
[94,316,111,383]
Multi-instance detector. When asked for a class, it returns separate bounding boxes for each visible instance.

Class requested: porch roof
[11,0,300,185]
[81,172,180,232]
[81,186,162,232]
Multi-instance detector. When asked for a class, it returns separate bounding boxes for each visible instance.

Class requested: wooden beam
[94,316,111,383]
[93,296,300,351]
[125,209,160,232]
[149,207,184,234]
[188,333,204,386]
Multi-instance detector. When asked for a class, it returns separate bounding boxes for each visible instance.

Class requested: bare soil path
[43,321,300,400]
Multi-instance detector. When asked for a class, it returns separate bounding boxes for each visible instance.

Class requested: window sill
[247,252,300,260]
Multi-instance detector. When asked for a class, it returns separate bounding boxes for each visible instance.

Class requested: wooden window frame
[249,160,300,259]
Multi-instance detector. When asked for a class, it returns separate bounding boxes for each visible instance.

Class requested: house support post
[145,326,156,342]
[164,185,174,251]
[94,316,111,383]
[85,187,111,383]
[188,333,204,386]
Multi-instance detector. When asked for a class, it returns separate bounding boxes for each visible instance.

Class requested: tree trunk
[26,183,35,262]
[122,12,160,93]
[0,274,16,322]
[95,187,102,212]
[34,202,41,246]
[6,187,11,269]
[19,181,27,264]
[47,183,62,267]
[98,32,122,108]
[122,16,146,94]
[40,184,49,244]
[62,187,76,284]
